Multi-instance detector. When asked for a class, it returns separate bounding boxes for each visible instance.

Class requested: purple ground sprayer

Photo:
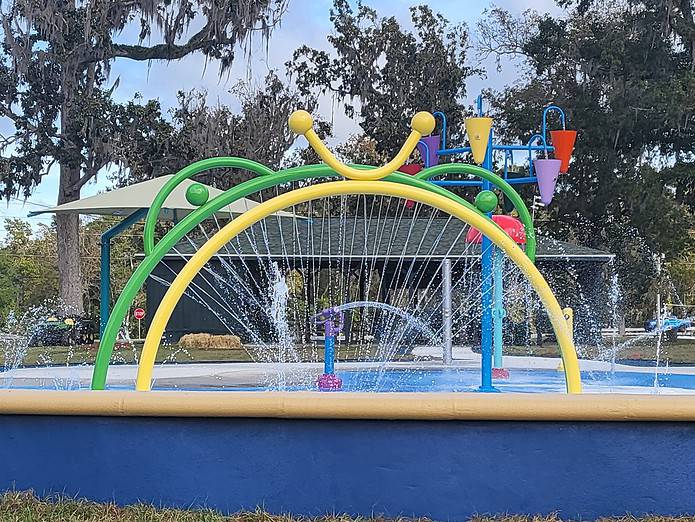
[312,307,344,391]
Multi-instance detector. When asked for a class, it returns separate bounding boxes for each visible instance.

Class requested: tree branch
[0,104,84,152]
[108,23,231,62]
[68,170,96,194]
[0,105,39,134]
[68,161,106,194]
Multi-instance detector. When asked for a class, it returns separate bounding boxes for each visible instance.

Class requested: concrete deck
[2,345,695,390]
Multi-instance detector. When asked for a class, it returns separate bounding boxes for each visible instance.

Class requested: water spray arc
[312,300,443,389]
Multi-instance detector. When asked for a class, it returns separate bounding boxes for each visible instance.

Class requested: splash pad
[2,100,695,520]
[88,108,580,393]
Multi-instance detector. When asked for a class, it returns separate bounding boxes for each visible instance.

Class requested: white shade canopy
[28,175,297,220]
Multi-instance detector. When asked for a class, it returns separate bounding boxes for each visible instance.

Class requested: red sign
[133,308,145,321]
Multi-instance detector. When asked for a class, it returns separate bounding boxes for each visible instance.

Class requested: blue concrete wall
[1,415,693,519]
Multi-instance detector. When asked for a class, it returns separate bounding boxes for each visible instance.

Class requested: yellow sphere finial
[411,111,436,135]
[289,110,314,134]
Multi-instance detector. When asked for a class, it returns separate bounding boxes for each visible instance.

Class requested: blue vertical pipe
[324,333,335,375]
[100,240,110,339]
[433,111,447,150]
[492,248,506,369]
[478,95,498,392]
[541,105,566,141]
[417,140,431,168]
[99,209,148,338]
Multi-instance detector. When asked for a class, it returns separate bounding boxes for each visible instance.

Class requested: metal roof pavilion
[28,175,296,336]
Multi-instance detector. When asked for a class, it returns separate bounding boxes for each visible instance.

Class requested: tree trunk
[56,162,84,315]
[57,53,85,316]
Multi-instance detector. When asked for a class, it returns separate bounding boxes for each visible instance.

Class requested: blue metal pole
[478,98,498,392]
[492,247,506,369]
[417,140,431,168]
[315,308,343,390]
[324,332,335,375]
[541,105,566,142]
[437,145,554,157]
[491,144,555,152]
[99,209,148,338]
[433,111,447,150]
[437,146,472,155]
[432,180,484,187]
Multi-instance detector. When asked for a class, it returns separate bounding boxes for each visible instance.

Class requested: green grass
[1,344,254,367]
[1,343,416,368]
[502,336,695,364]
[0,491,693,522]
[4,335,695,369]
[0,491,386,521]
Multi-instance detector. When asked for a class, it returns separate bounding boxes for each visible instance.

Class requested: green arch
[92,159,531,390]
[143,157,275,256]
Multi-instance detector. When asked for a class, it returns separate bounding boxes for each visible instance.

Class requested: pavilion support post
[304,267,313,344]
[492,248,506,370]
[99,209,148,339]
[357,264,368,341]
[379,265,393,304]
[358,265,367,302]
[342,265,352,340]
[442,259,453,365]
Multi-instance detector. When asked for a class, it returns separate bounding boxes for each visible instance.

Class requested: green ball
[475,190,498,213]
[186,183,209,207]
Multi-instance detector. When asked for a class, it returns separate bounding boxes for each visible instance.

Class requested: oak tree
[0,0,286,312]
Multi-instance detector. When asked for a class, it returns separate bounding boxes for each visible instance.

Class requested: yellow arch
[137,181,582,393]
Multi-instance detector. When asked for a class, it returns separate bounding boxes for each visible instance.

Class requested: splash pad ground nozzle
[317,373,343,391]
[312,306,345,391]
[492,368,510,379]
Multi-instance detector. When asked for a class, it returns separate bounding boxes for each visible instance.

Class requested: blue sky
[0,0,563,233]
